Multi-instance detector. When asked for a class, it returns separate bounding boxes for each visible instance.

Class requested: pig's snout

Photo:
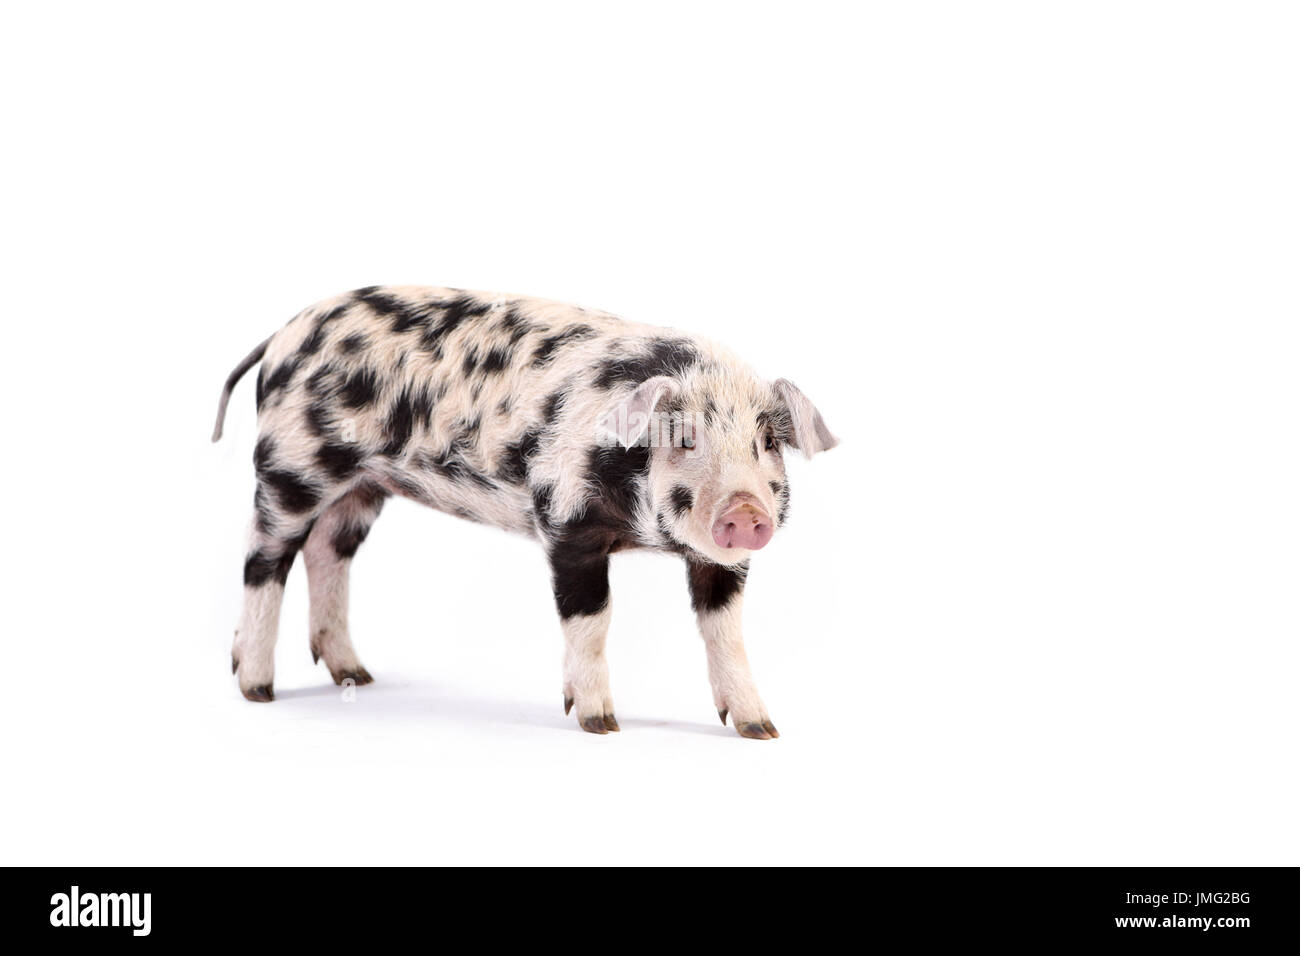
[711,494,774,551]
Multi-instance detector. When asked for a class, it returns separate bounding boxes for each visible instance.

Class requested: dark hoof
[311,647,320,664]
[602,713,620,732]
[737,721,776,740]
[242,684,274,703]
[231,654,239,675]
[579,715,610,735]
[333,667,373,686]
[564,695,574,715]
[718,707,728,726]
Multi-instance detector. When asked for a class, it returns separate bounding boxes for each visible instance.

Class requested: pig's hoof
[242,683,274,703]
[736,719,779,740]
[332,667,373,686]
[564,683,618,734]
[578,712,620,734]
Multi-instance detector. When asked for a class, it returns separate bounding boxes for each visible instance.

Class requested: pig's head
[599,363,838,566]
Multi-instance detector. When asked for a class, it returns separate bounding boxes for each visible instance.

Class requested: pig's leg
[549,543,619,734]
[302,482,387,685]
[232,500,317,702]
[687,560,779,739]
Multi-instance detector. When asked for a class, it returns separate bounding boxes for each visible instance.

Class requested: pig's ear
[774,378,839,459]
[598,375,676,448]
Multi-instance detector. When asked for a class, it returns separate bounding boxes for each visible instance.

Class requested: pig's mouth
[709,492,774,552]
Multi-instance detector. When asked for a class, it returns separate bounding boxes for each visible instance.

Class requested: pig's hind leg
[232,489,320,702]
[301,482,388,685]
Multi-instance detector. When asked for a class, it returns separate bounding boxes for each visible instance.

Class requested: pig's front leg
[549,544,619,734]
[687,560,779,739]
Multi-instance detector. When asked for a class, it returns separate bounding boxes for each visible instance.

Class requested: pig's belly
[369,460,539,537]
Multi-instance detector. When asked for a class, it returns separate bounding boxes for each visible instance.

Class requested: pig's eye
[763,431,777,452]
[680,434,696,450]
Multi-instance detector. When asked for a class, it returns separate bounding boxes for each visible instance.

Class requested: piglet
[213,286,837,738]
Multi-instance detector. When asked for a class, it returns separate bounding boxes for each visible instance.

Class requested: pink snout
[711,497,774,551]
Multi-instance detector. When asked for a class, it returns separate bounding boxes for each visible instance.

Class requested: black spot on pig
[498,429,541,484]
[548,549,610,619]
[429,453,495,489]
[587,443,650,520]
[440,294,491,336]
[316,441,365,481]
[546,510,617,619]
[339,333,368,355]
[307,363,340,396]
[358,289,421,333]
[382,387,433,456]
[244,521,315,588]
[532,325,597,366]
[412,294,486,353]
[594,338,698,388]
[253,439,319,513]
[481,346,512,374]
[253,435,275,473]
[340,367,379,408]
[317,301,353,325]
[332,522,372,559]
[541,391,567,426]
[296,324,328,360]
[500,309,535,343]
[357,290,402,316]
[261,468,323,514]
[687,560,748,613]
[305,402,333,438]
[261,359,297,400]
[243,550,280,588]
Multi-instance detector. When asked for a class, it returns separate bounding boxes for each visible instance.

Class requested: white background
[3,2,1297,865]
